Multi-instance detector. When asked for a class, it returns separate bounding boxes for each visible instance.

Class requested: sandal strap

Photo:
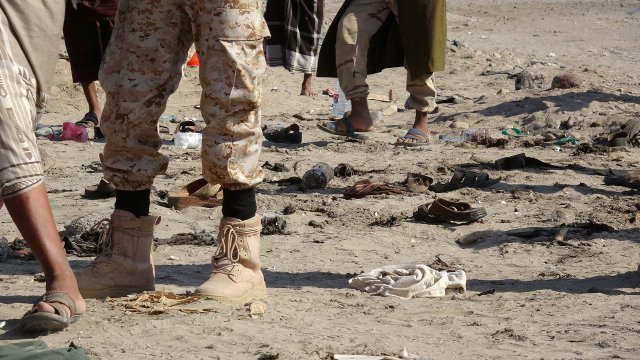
[24,290,76,319]
[399,128,430,143]
[41,290,76,315]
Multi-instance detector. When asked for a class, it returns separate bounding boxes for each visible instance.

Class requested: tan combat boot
[75,210,160,298]
[195,215,267,304]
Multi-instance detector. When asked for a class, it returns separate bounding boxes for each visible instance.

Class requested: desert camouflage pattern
[100,0,269,190]
[335,0,437,112]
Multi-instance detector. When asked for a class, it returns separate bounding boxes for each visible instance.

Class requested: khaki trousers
[335,0,437,112]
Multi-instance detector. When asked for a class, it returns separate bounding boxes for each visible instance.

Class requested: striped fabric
[0,3,61,199]
[264,0,324,74]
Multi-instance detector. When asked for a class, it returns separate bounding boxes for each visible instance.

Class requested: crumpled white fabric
[349,264,466,299]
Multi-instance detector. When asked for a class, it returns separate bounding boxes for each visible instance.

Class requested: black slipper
[317,117,369,140]
[75,112,99,128]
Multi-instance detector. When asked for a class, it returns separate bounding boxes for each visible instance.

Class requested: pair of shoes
[75,112,99,128]
[19,290,84,333]
[74,211,266,304]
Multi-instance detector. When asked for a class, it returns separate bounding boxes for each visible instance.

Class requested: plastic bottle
[302,162,334,189]
[60,122,89,143]
[332,79,351,116]
[174,132,202,149]
[440,128,489,144]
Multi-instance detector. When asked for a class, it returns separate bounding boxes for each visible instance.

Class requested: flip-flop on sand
[167,178,223,210]
[75,112,98,128]
[19,290,83,333]
[317,117,369,140]
[393,128,432,147]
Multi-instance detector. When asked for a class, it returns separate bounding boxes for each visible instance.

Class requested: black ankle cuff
[222,187,256,220]
[115,189,151,217]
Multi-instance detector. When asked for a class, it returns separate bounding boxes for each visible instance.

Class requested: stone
[450,121,470,129]
[550,209,575,224]
[551,73,582,89]
[514,69,546,90]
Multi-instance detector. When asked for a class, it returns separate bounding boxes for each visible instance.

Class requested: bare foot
[300,73,315,96]
[344,97,375,132]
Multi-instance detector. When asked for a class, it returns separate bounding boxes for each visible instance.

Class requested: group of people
[0,0,445,333]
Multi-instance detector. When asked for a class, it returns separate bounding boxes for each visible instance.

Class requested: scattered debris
[334,163,356,177]
[156,231,215,246]
[261,216,288,235]
[370,213,407,227]
[513,69,546,90]
[247,301,267,318]
[263,161,289,172]
[109,291,216,315]
[476,289,496,296]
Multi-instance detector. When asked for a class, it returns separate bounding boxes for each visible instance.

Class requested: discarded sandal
[393,128,432,147]
[263,124,302,144]
[317,117,369,140]
[167,178,223,210]
[603,169,640,189]
[414,198,487,224]
[84,178,116,199]
[405,173,433,193]
[19,290,83,333]
[430,170,500,193]
[608,118,640,147]
[344,179,405,199]
[174,120,204,134]
[493,153,563,170]
[75,112,99,128]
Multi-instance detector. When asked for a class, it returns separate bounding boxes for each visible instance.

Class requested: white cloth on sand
[349,264,466,299]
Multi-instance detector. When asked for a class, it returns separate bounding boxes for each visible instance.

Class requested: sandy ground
[1,0,640,359]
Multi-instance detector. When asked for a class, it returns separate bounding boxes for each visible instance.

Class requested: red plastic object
[61,122,89,143]
[187,53,199,67]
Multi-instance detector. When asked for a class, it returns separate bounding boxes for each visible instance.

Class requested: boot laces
[211,224,240,275]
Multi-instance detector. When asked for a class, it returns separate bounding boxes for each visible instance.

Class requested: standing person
[74,0,270,305]
[63,0,119,128]
[316,0,446,145]
[0,0,85,332]
[264,0,324,96]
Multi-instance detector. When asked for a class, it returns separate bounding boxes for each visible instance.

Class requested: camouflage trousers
[336,0,437,112]
[100,0,270,191]
[0,1,65,199]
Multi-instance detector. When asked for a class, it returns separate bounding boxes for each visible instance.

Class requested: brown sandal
[19,290,83,333]
[414,198,487,224]
[167,178,223,210]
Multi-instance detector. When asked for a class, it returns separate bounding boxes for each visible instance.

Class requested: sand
[1,0,639,359]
